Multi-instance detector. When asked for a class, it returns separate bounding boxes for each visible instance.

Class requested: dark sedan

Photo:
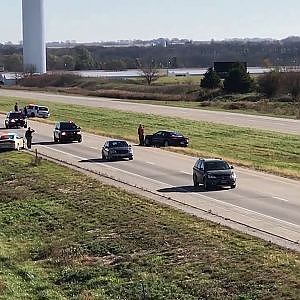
[144,130,188,147]
[102,140,133,161]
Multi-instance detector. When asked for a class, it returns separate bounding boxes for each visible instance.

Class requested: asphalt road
[2,117,300,245]
[1,89,300,135]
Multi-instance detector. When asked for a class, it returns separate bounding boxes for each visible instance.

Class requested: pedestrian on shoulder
[138,124,145,146]
[25,127,35,149]
[14,102,18,112]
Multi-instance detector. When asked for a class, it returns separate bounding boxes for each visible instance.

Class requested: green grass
[1,96,300,179]
[0,151,299,299]
[119,99,298,119]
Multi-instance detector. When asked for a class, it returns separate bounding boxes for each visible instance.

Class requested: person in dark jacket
[25,127,35,149]
[23,106,28,117]
[14,102,19,112]
[138,124,145,146]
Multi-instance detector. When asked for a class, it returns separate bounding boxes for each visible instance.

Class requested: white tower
[22,0,46,73]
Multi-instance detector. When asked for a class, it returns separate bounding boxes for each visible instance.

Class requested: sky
[2,0,300,43]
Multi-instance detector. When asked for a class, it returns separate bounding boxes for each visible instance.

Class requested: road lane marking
[39,145,86,160]
[180,171,190,175]
[37,144,300,230]
[272,196,289,202]
[145,162,155,165]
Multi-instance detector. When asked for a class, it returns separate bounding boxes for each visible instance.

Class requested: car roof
[107,140,127,143]
[58,121,76,124]
[156,130,181,134]
[198,158,225,162]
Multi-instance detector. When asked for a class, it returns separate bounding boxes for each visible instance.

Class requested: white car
[0,133,25,151]
[24,104,50,118]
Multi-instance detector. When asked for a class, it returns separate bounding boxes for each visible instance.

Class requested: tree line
[1,39,300,72]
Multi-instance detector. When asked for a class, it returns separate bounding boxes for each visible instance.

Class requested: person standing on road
[25,127,35,149]
[14,102,19,112]
[23,106,28,117]
[138,124,145,146]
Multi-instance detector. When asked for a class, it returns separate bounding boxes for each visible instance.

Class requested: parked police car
[0,133,24,151]
[5,111,27,129]
[53,121,82,143]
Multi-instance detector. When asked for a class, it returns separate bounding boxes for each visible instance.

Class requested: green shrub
[223,63,254,93]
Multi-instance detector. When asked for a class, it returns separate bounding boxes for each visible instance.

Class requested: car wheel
[231,184,236,189]
[102,151,106,160]
[203,178,210,190]
[129,156,133,161]
[193,174,199,187]
[78,138,82,143]
[30,113,35,117]
[164,140,169,147]
[145,138,150,146]
[24,124,27,129]
[54,135,58,143]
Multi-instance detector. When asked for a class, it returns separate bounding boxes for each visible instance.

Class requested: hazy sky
[2,0,300,43]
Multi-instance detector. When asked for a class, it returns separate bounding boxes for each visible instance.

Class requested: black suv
[193,158,236,190]
[53,121,82,143]
[5,111,27,129]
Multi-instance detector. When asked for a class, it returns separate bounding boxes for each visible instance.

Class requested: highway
[1,89,300,135]
[2,116,300,247]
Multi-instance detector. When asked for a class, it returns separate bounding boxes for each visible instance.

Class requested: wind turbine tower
[22,0,46,73]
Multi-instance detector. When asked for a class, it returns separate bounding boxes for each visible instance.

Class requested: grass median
[0,151,299,299]
[0,96,299,179]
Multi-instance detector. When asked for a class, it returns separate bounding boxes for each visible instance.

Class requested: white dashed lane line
[180,171,191,175]
[272,196,289,202]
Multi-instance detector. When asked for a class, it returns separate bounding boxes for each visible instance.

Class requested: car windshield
[109,141,128,148]
[38,106,48,111]
[9,113,23,119]
[0,135,14,140]
[205,161,230,171]
[60,122,78,130]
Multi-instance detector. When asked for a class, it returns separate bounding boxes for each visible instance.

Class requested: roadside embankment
[0,151,299,299]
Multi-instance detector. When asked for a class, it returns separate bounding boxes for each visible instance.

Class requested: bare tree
[136,58,159,85]
[258,70,282,98]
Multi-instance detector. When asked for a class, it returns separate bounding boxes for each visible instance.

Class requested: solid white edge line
[38,145,300,230]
